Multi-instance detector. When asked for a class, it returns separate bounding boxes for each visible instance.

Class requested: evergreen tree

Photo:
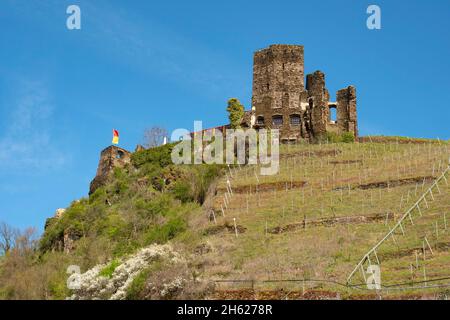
[226,98,245,129]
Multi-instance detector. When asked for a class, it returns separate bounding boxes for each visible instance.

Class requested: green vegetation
[200,140,449,298]
[126,268,152,299]
[131,143,175,168]
[341,132,355,143]
[226,98,245,129]
[1,137,448,299]
[360,135,449,144]
[125,261,163,299]
[145,217,187,245]
[0,142,224,299]
[326,131,355,143]
[99,259,120,278]
[39,144,223,258]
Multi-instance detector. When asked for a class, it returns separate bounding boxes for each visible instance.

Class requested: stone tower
[252,44,309,142]
[251,44,358,142]
[89,145,131,195]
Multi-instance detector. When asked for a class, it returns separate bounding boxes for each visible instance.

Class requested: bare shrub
[0,222,18,255]
[143,126,168,148]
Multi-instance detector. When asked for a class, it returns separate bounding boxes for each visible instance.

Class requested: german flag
[112,129,119,145]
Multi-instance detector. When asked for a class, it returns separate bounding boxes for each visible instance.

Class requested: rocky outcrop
[43,208,80,253]
[44,208,66,230]
[63,229,79,254]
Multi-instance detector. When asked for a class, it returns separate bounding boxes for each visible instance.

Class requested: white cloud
[0,80,67,172]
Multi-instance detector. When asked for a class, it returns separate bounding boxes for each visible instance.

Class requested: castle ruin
[88,44,358,194]
[89,145,131,195]
[243,44,358,142]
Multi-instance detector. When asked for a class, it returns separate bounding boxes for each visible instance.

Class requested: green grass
[126,260,163,299]
[99,259,121,278]
[0,142,225,299]
[194,140,450,297]
[144,217,187,245]
[2,138,448,299]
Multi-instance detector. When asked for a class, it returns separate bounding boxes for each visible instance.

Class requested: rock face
[251,44,358,142]
[134,144,145,152]
[54,208,66,219]
[44,208,66,230]
[68,244,183,300]
[63,229,78,253]
[89,145,131,195]
[44,208,81,253]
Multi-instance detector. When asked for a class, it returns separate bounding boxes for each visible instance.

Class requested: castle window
[329,105,337,124]
[256,116,265,126]
[116,150,124,159]
[272,115,283,127]
[266,83,270,91]
[290,114,301,126]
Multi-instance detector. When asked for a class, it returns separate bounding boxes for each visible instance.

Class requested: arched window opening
[272,115,283,127]
[290,114,301,126]
[329,105,337,124]
[256,116,265,126]
[116,150,124,159]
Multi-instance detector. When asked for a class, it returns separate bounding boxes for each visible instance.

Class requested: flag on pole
[112,129,119,145]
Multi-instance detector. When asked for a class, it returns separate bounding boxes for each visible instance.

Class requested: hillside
[202,138,450,298]
[0,143,224,299]
[0,137,449,299]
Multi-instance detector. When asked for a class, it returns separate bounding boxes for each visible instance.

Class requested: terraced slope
[190,140,450,297]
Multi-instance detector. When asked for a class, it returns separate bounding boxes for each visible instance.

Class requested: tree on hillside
[143,126,169,148]
[226,98,245,129]
[13,227,38,255]
[0,224,39,299]
[0,222,17,255]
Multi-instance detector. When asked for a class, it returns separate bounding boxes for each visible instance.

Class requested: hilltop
[0,137,449,299]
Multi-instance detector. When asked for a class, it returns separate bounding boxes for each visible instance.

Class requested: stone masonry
[250,44,357,142]
[89,145,131,195]
[89,45,357,196]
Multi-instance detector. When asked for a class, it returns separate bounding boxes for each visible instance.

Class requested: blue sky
[0,0,449,231]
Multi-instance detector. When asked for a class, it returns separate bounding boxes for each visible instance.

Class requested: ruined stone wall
[251,44,358,143]
[89,145,131,194]
[336,86,358,138]
[306,71,329,140]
